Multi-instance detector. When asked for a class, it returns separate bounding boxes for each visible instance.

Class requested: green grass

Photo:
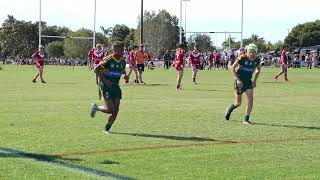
[0,65,320,179]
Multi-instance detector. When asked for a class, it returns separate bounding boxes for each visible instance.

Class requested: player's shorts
[175,64,184,71]
[281,64,288,68]
[234,79,253,95]
[137,64,144,72]
[36,62,44,69]
[214,60,221,65]
[191,64,200,72]
[99,82,122,100]
[129,63,137,69]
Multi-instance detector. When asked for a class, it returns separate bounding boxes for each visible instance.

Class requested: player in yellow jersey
[90,41,129,135]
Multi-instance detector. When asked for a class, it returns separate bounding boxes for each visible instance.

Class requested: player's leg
[39,67,46,83]
[104,98,120,134]
[225,82,242,120]
[284,67,288,81]
[274,66,284,80]
[133,68,139,83]
[176,70,183,90]
[32,68,40,82]
[243,89,254,125]
[192,66,197,83]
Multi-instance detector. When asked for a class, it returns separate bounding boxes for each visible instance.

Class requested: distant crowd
[3,47,320,70]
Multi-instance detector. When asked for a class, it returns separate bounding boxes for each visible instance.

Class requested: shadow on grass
[230,120,320,130]
[0,147,135,179]
[143,83,169,87]
[100,160,120,165]
[184,88,232,92]
[50,82,79,85]
[259,81,281,84]
[254,122,320,130]
[111,132,237,143]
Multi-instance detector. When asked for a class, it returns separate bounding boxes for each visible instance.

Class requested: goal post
[38,0,96,48]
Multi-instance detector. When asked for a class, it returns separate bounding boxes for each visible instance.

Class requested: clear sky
[0,0,319,46]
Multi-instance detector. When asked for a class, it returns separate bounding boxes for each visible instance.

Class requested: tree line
[1,12,320,60]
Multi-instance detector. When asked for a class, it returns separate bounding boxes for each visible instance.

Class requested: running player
[224,44,261,125]
[175,44,185,90]
[90,41,129,135]
[273,48,289,81]
[189,45,201,84]
[127,45,139,84]
[31,45,46,83]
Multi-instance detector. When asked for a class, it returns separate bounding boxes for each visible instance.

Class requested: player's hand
[252,80,257,88]
[236,80,243,89]
[123,74,129,83]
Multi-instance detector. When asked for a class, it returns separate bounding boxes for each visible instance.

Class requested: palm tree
[100,26,112,38]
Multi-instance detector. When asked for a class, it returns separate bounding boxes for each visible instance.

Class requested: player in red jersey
[127,45,139,84]
[175,44,185,90]
[31,45,46,83]
[87,48,94,70]
[189,46,201,84]
[274,48,289,81]
[208,51,214,70]
[92,44,105,84]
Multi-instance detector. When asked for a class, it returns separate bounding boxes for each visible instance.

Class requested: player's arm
[230,59,241,81]
[31,51,37,59]
[252,64,261,88]
[231,58,243,88]
[94,63,112,87]
[122,66,129,81]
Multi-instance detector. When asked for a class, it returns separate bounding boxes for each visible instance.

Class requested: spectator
[163,50,172,70]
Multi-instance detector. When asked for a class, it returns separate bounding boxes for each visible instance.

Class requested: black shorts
[137,64,145,72]
[234,80,253,95]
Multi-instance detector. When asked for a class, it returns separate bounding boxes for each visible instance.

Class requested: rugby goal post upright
[38,0,96,47]
[183,0,244,48]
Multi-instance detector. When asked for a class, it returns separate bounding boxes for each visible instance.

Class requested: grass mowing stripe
[56,136,320,157]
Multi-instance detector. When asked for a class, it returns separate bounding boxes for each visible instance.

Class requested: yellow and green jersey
[99,54,126,85]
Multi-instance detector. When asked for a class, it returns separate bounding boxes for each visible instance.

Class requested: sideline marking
[0,147,135,179]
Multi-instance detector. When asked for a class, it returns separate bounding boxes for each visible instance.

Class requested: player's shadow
[143,83,169,87]
[111,132,236,143]
[0,147,135,179]
[51,82,79,85]
[259,81,281,84]
[184,89,232,92]
[253,122,320,130]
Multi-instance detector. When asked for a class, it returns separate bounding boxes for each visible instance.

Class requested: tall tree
[45,41,64,58]
[0,15,38,58]
[285,20,320,47]
[187,34,214,52]
[136,10,183,58]
[63,28,92,58]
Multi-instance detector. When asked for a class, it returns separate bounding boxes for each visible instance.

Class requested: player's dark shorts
[99,82,122,100]
[234,79,253,95]
[137,64,144,72]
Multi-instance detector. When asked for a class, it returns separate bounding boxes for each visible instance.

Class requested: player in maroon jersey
[87,48,94,70]
[127,45,139,84]
[189,46,201,84]
[175,44,185,90]
[31,45,46,83]
[274,49,289,81]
